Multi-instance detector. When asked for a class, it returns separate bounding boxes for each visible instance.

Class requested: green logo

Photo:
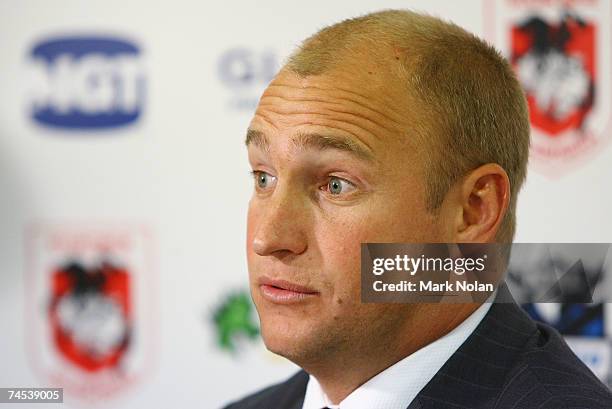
[213,291,260,352]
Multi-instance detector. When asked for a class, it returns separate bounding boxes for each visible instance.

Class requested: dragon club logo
[25,224,156,401]
[48,260,132,372]
[486,0,612,175]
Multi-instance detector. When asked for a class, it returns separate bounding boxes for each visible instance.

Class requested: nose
[250,186,309,257]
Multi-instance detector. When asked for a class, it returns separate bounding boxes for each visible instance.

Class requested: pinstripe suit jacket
[223,289,612,409]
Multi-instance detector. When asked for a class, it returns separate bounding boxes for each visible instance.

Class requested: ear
[453,164,510,242]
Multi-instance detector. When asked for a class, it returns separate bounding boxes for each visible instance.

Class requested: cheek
[313,198,440,289]
[362,193,442,242]
[314,217,366,297]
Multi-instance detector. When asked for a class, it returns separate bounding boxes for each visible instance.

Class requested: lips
[258,277,318,304]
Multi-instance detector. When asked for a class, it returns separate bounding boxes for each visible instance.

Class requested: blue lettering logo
[28,35,145,130]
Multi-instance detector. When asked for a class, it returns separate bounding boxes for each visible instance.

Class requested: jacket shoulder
[494,322,612,408]
[415,299,612,409]
[221,370,309,409]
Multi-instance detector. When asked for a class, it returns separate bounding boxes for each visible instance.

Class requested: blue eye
[252,171,276,190]
[257,172,269,188]
[327,177,355,195]
[329,177,343,194]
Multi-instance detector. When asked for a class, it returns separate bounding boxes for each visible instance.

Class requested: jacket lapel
[275,370,309,409]
[407,284,537,409]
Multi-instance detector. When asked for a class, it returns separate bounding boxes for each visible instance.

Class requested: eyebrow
[245,129,374,162]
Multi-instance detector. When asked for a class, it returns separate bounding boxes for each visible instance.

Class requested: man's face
[246,65,448,364]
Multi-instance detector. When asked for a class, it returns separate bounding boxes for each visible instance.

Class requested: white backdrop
[0,0,611,408]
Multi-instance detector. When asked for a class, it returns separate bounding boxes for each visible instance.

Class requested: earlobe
[456,164,510,242]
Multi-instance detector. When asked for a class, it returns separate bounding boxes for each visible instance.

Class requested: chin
[259,316,314,361]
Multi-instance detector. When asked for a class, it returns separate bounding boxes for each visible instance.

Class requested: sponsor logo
[25,223,156,401]
[28,35,145,130]
[212,290,259,353]
[523,304,604,336]
[564,337,611,381]
[486,0,612,174]
[506,242,609,381]
[218,48,278,111]
[48,260,132,372]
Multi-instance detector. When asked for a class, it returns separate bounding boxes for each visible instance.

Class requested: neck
[303,303,480,404]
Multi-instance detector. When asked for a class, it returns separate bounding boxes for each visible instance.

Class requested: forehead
[249,68,417,160]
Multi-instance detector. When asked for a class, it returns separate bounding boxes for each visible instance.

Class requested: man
[223,9,612,409]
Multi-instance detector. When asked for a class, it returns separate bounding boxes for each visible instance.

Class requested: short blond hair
[286,9,530,244]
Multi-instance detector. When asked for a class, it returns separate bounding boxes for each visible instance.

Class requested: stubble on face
[246,55,446,369]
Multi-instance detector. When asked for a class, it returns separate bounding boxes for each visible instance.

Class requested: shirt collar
[302,299,493,409]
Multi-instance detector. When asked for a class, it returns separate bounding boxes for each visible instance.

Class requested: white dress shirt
[301,300,493,409]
